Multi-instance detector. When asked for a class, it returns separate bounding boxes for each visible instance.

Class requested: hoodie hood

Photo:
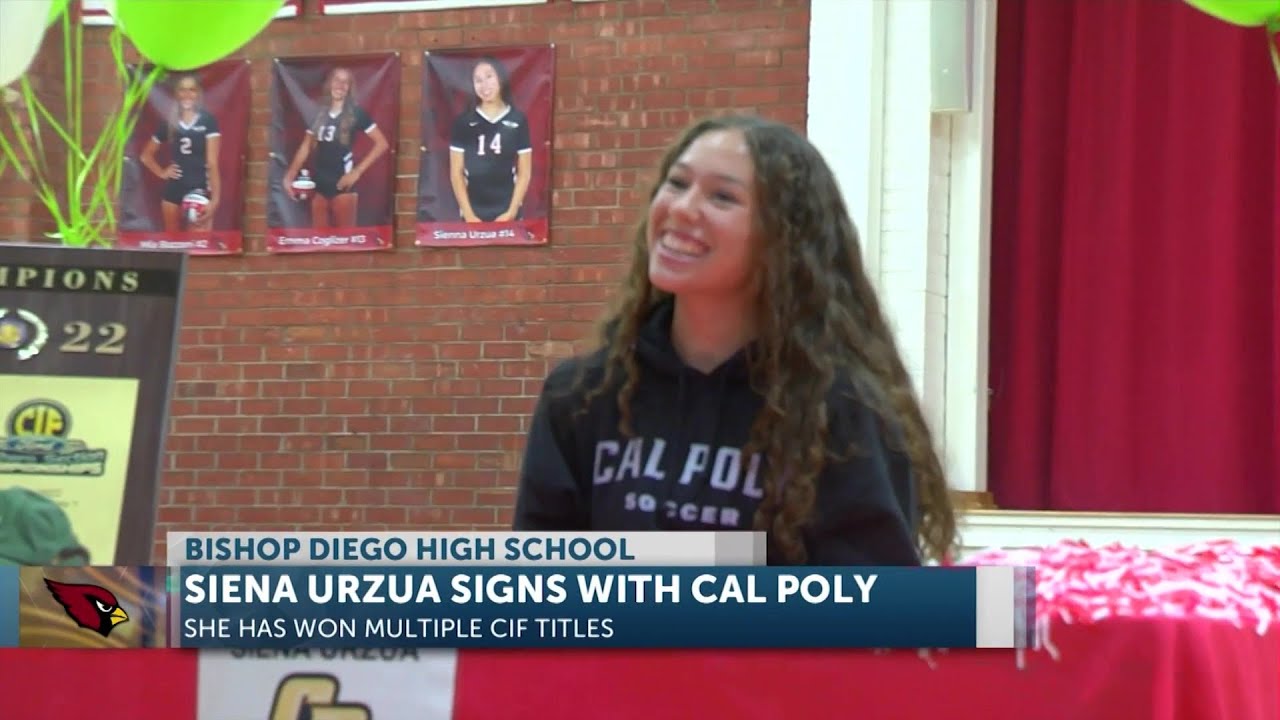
[634,296,753,382]
[631,297,757,495]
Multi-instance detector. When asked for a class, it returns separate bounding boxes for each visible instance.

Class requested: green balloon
[111,0,280,70]
[1184,0,1280,27]
[47,0,69,25]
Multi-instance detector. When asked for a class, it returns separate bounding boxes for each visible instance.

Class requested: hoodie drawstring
[654,365,734,528]
[654,368,689,529]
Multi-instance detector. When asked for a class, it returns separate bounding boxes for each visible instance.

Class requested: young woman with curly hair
[513,114,957,566]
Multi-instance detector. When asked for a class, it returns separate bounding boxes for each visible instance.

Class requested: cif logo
[1,398,107,476]
[8,399,71,438]
[270,674,372,720]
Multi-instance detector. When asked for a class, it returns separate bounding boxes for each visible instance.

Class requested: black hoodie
[512,298,921,566]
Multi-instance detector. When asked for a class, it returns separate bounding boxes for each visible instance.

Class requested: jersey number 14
[476,133,502,156]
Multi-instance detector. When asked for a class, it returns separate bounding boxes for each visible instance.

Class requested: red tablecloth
[453,619,1280,720]
[1,618,1276,719]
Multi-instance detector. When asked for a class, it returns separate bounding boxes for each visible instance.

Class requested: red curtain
[988,0,1280,513]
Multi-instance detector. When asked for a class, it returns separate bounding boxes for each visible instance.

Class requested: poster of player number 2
[116,60,251,256]
[416,45,555,247]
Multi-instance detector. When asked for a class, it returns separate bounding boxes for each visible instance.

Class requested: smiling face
[646,128,760,298]
[175,78,200,110]
[329,69,352,102]
[473,62,501,104]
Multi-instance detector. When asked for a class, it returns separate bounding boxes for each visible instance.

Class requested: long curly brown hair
[577,114,958,564]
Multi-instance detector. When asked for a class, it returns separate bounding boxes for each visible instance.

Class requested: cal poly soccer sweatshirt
[512,298,921,566]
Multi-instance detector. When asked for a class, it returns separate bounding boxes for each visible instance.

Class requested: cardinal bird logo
[43,578,130,637]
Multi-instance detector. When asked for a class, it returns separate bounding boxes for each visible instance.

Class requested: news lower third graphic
[175,530,761,566]
[16,566,168,648]
[173,565,981,650]
[0,533,1038,651]
[165,531,1036,651]
[43,577,130,638]
[190,534,635,563]
[0,566,17,647]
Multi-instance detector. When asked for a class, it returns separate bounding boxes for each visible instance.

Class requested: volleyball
[291,170,316,201]
[181,190,210,223]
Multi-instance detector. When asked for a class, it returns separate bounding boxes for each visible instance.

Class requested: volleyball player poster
[415,45,554,248]
[266,53,398,254]
[115,60,251,256]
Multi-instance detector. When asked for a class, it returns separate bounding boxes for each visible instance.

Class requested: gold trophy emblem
[0,308,49,361]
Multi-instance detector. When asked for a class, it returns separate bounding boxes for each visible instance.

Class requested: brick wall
[2,0,810,561]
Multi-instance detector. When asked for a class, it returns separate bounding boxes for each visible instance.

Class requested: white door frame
[807,0,999,499]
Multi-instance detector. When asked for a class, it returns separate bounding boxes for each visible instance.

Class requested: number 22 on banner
[60,321,127,355]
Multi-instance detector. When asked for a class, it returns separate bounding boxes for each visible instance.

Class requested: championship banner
[267,53,399,254]
[318,0,547,15]
[416,46,554,248]
[116,61,252,256]
[80,0,302,25]
[0,244,185,566]
[196,649,458,720]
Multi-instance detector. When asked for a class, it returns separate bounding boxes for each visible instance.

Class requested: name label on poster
[135,239,215,251]
[430,228,521,242]
[273,234,377,249]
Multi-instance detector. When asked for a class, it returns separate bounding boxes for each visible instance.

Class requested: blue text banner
[172,565,1035,650]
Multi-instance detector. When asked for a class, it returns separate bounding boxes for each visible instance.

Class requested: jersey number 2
[476,133,502,156]
[178,137,193,155]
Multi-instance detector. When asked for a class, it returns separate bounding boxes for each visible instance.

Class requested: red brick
[5,1,810,559]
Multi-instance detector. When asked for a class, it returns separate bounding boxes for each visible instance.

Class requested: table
[452,618,1279,720]
[1,618,1275,719]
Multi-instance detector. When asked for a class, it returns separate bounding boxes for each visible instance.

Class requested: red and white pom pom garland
[961,539,1280,643]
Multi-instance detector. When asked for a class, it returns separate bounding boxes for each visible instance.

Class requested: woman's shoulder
[825,368,880,412]
[824,368,905,450]
[540,346,612,401]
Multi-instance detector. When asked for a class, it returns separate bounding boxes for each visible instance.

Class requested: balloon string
[1269,20,1280,84]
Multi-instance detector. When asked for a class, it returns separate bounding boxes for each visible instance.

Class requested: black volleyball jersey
[153,110,219,189]
[308,106,376,178]
[449,106,532,210]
